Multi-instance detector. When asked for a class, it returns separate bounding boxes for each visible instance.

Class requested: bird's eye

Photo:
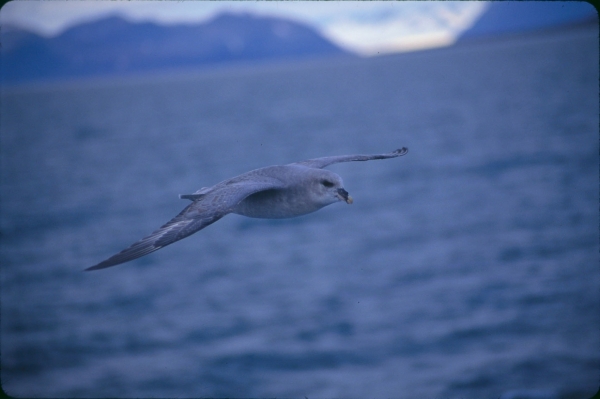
[321,180,334,188]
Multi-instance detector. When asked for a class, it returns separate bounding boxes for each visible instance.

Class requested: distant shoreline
[3,21,597,93]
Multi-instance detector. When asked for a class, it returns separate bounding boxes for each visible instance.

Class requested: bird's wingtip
[84,261,115,271]
[394,147,408,156]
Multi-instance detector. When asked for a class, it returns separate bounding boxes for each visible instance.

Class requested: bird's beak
[337,188,353,204]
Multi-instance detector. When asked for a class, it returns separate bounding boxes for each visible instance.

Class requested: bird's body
[232,165,345,218]
[86,148,407,271]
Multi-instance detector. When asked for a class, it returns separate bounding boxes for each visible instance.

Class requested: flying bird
[86,147,408,270]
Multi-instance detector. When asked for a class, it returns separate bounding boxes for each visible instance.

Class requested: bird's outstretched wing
[86,178,283,271]
[290,147,408,169]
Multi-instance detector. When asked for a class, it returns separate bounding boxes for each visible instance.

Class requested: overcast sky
[0,1,488,55]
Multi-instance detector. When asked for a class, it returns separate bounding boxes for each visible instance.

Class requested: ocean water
[1,27,598,398]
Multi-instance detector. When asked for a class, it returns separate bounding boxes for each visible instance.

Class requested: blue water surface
[1,27,598,398]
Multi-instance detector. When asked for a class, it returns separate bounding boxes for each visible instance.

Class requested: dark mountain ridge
[458,1,598,42]
[1,13,351,84]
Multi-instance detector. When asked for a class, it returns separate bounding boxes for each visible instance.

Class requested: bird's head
[310,169,353,206]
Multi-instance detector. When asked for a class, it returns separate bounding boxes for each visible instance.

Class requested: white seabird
[86,147,408,270]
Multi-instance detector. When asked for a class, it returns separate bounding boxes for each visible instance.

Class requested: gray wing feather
[290,147,407,169]
[85,204,223,271]
[86,178,283,271]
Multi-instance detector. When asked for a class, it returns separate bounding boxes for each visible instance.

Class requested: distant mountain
[458,1,598,42]
[1,13,351,84]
